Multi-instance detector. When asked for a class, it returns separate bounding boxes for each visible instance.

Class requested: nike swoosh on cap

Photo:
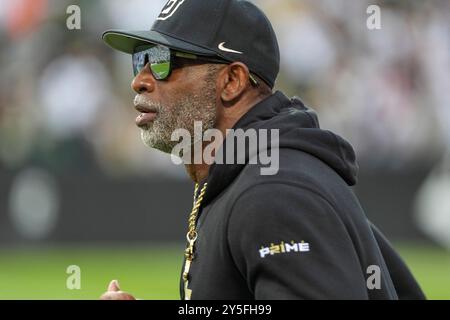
[218,42,243,54]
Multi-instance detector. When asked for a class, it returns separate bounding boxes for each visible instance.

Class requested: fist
[100,280,136,300]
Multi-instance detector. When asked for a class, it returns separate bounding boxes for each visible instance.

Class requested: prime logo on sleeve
[259,240,310,258]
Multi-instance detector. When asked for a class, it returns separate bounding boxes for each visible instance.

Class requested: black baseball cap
[102,0,280,88]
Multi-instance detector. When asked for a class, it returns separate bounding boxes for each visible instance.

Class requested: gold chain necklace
[183,182,207,300]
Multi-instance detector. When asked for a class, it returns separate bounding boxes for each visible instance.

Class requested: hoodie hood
[203,91,358,205]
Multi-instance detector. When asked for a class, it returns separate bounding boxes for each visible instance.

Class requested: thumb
[107,279,120,292]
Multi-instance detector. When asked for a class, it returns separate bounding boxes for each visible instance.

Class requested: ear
[219,62,252,103]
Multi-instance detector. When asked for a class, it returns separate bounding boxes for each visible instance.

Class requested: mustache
[133,95,162,112]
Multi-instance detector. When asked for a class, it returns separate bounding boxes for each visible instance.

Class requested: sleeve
[227,182,369,299]
[369,222,426,300]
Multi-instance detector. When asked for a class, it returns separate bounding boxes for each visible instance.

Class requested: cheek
[173,65,208,90]
[157,75,190,105]
[159,65,215,107]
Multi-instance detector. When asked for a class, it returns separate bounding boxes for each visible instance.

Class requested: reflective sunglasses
[132,44,258,86]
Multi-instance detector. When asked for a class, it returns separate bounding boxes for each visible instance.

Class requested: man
[100,0,425,300]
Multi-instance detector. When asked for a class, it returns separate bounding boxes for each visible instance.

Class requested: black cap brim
[102,30,217,56]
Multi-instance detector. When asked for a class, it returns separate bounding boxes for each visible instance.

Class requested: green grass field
[0,243,449,299]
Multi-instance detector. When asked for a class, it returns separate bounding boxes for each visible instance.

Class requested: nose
[131,64,156,94]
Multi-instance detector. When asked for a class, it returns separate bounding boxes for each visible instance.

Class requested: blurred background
[0,0,449,299]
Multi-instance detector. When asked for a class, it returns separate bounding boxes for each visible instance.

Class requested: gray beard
[139,87,217,154]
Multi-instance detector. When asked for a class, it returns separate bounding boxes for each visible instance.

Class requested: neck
[184,91,271,184]
[184,163,210,183]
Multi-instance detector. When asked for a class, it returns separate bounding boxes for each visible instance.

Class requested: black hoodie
[180,91,425,300]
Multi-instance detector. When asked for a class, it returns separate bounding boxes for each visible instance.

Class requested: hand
[100,280,136,300]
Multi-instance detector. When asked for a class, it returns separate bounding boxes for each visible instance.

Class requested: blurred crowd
[0,0,449,177]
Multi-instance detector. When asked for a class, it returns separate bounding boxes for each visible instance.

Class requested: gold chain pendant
[183,182,207,300]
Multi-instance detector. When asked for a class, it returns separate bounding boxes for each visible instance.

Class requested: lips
[134,104,158,128]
